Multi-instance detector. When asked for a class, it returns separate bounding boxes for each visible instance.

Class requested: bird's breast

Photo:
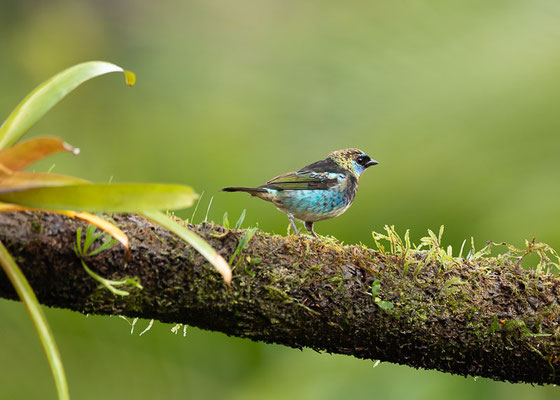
[273,178,358,222]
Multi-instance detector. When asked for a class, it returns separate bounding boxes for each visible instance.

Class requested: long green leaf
[0,240,69,400]
[141,210,232,285]
[0,183,197,212]
[0,61,135,149]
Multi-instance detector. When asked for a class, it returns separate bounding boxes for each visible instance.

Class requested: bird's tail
[221,186,267,195]
[222,186,276,202]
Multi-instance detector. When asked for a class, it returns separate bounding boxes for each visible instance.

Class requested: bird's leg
[288,214,299,236]
[304,221,318,238]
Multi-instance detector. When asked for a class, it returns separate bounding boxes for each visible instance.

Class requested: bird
[222,148,378,237]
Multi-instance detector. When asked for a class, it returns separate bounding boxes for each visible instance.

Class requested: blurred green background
[1,0,560,398]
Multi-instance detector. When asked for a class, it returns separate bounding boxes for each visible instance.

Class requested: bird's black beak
[365,159,379,168]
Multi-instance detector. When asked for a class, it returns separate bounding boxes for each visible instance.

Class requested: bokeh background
[2,0,560,398]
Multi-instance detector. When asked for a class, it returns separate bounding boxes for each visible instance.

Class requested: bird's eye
[356,155,369,166]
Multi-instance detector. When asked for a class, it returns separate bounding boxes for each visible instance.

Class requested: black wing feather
[260,158,346,191]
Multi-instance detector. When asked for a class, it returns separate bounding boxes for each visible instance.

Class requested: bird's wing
[264,159,346,191]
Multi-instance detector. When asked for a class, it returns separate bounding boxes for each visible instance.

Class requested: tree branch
[0,212,559,385]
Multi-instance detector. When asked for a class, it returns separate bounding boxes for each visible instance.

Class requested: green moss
[30,219,44,234]
[3,212,560,384]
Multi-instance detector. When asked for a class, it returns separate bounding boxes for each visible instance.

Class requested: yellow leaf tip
[214,253,232,286]
[124,70,136,87]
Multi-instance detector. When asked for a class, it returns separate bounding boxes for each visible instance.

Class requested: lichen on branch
[0,212,559,385]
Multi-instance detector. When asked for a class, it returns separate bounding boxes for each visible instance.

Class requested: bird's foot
[304,221,318,238]
[288,216,299,236]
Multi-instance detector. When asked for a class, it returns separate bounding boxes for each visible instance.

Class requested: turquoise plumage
[222,148,378,236]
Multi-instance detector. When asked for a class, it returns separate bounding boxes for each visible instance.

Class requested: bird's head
[328,148,378,177]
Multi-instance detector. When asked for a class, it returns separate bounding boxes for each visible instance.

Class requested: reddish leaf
[0,170,87,193]
[0,137,79,171]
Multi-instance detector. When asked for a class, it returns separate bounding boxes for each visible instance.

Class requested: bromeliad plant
[0,61,231,400]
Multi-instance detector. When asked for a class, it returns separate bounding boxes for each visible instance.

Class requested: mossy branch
[0,212,559,385]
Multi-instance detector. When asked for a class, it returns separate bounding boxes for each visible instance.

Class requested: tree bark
[0,211,559,385]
